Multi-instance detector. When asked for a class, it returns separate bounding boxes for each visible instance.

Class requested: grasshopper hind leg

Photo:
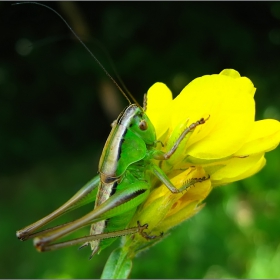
[17,176,100,241]
[35,222,152,255]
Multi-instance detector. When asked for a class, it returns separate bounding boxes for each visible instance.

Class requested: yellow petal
[210,153,264,183]
[156,202,205,233]
[145,82,173,139]
[220,69,256,96]
[133,166,210,233]
[129,192,178,233]
[235,119,280,156]
[139,166,207,213]
[167,177,211,218]
[166,71,256,161]
[156,167,211,232]
[212,155,266,186]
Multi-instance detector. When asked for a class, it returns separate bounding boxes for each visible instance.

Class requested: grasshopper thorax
[98,104,157,180]
[122,105,157,147]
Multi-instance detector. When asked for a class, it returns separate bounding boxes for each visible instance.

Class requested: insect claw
[33,238,44,252]
[137,221,148,229]
[137,221,163,240]
[88,244,101,260]
[89,247,98,260]
[78,242,89,250]
[156,140,164,147]
[16,230,28,241]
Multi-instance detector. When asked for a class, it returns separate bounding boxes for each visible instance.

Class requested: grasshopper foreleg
[151,116,210,193]
[154,116,210,161]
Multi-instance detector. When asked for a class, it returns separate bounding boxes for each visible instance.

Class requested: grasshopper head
[129,106,157,147]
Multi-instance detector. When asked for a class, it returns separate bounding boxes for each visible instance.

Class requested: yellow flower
[123,69,280,256]
[146,69,280,185]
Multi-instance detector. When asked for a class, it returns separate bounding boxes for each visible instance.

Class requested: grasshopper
[16,2,209,258]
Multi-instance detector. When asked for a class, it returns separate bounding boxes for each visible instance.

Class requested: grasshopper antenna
[13,1,141,107]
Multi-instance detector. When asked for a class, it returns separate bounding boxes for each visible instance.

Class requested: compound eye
[139,120,148,131]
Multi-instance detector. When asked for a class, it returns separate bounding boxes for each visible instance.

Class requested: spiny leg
[32,182,150,252]
[177,175,210,192]
[36,222,150,252]
[151,163,210,194]
[151,116,210,194]
[154,116,210,161]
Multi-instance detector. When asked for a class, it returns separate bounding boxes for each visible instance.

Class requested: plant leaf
[101,248,132,279]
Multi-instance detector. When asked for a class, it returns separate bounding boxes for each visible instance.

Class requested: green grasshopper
[16,2,209,258]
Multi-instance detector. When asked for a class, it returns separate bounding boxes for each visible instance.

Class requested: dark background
[1,1,280,278]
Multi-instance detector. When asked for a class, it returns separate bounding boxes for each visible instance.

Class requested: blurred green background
[1,1,280,278]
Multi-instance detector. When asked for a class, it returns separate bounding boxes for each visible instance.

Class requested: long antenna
[13,2,141,107]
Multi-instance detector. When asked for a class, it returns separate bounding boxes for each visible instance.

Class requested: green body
[16,102,208,255]
[90,104,156,255]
